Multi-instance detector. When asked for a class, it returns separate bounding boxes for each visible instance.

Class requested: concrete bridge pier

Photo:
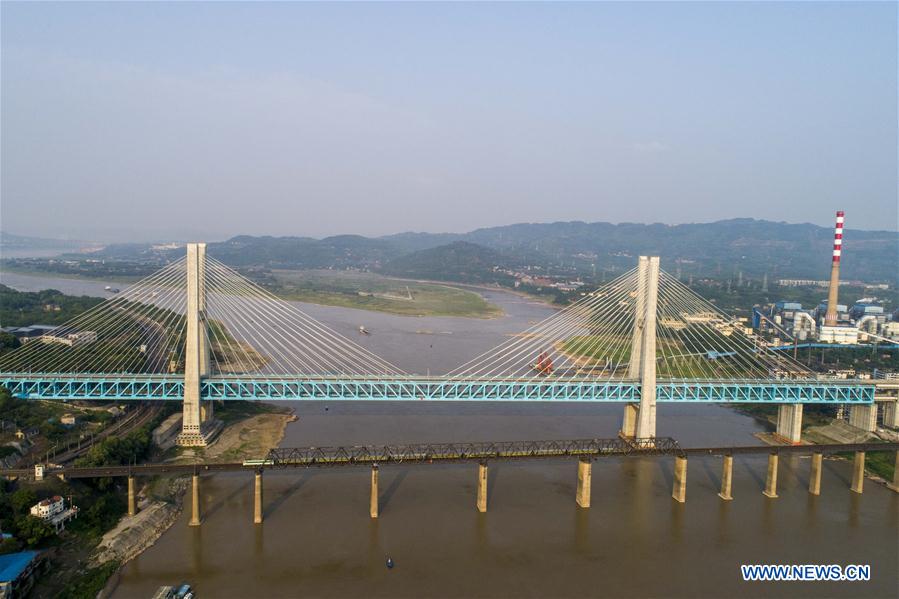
[370,465,379,519]
[576,458,592,508]
[763,453,779,498]
[189,473,201,526]
[718,455,733,501]
[127,475,137,516]
[850,451,865,494]
[809,452,823,495]
[672,456,687,503]
[849,404,877,433]
[254,470,263,524]
[883,401,899,429]
[620,404,638,439]
[477,462,488,513]
[888,452,899,493]
[775,404,803,444]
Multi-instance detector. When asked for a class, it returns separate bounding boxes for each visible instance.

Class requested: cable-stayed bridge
[0,244,884,446]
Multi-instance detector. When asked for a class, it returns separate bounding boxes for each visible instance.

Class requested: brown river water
[2,271,897,598]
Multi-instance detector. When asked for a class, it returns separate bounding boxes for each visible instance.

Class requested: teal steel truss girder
[656,380,872,403]
[0,376,184,400]
[0,374,874,403]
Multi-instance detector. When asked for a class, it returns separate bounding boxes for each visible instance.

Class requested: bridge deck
[0,374,875,403]
[4,440,896,479]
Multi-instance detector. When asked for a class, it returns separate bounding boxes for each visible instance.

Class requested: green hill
[381,241,517,284]
[5,218,896,285]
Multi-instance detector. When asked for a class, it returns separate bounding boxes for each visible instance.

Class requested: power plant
[754,210,899,348]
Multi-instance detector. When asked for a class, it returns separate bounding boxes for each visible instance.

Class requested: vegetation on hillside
[11,219,893,286]
[0,389,112,443]
[0,285,103,327]
[380,241,518,284]
[1,259,158,281]
[0,287,188,374]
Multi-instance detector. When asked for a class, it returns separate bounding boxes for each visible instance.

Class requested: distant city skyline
[2,2,896,242]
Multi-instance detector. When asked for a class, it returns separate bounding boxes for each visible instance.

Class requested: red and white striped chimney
[824,211,844,327]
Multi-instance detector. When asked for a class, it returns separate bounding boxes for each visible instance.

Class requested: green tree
[0,332,20,355]
[0,537,20,555]
[78,495,123,537]
[14,515,54,546]
[10,488,37,514]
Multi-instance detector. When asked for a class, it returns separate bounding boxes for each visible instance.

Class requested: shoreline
[0,266,141,286]
[93,409,295,598]
[394,275,562,310]
[1,267,517,320]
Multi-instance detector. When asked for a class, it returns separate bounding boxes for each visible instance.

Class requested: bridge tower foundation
[177,242,221,447]
[882,401,899,429]
[620,404,638,438]
[848,404,877,433]
[775,404,803,444]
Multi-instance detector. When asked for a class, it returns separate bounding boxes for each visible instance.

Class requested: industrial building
[754,212,895,346]
[767,301,816,340]
[39,330,97,347]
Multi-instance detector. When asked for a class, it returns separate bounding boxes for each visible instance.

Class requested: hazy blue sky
[2,2,896,242]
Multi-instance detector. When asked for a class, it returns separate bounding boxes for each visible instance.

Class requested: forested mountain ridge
[7,218,896,284]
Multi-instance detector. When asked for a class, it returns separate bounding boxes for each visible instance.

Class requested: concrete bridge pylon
[177,242,220,447]
[622,256,659,440]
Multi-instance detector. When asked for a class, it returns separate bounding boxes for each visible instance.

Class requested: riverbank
[92,478,189,568]
[73,404,294,597]
[268,269,504,318]
[0,266,508,319]
[0,264,143,285]
[395,275,564,309]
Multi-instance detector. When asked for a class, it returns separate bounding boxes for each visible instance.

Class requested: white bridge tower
[621,256,659,439]
[176,242,220,447]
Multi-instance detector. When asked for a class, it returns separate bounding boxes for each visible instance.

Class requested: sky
[1,2,896,242]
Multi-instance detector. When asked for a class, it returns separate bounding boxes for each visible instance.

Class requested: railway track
[21,402,164,466]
